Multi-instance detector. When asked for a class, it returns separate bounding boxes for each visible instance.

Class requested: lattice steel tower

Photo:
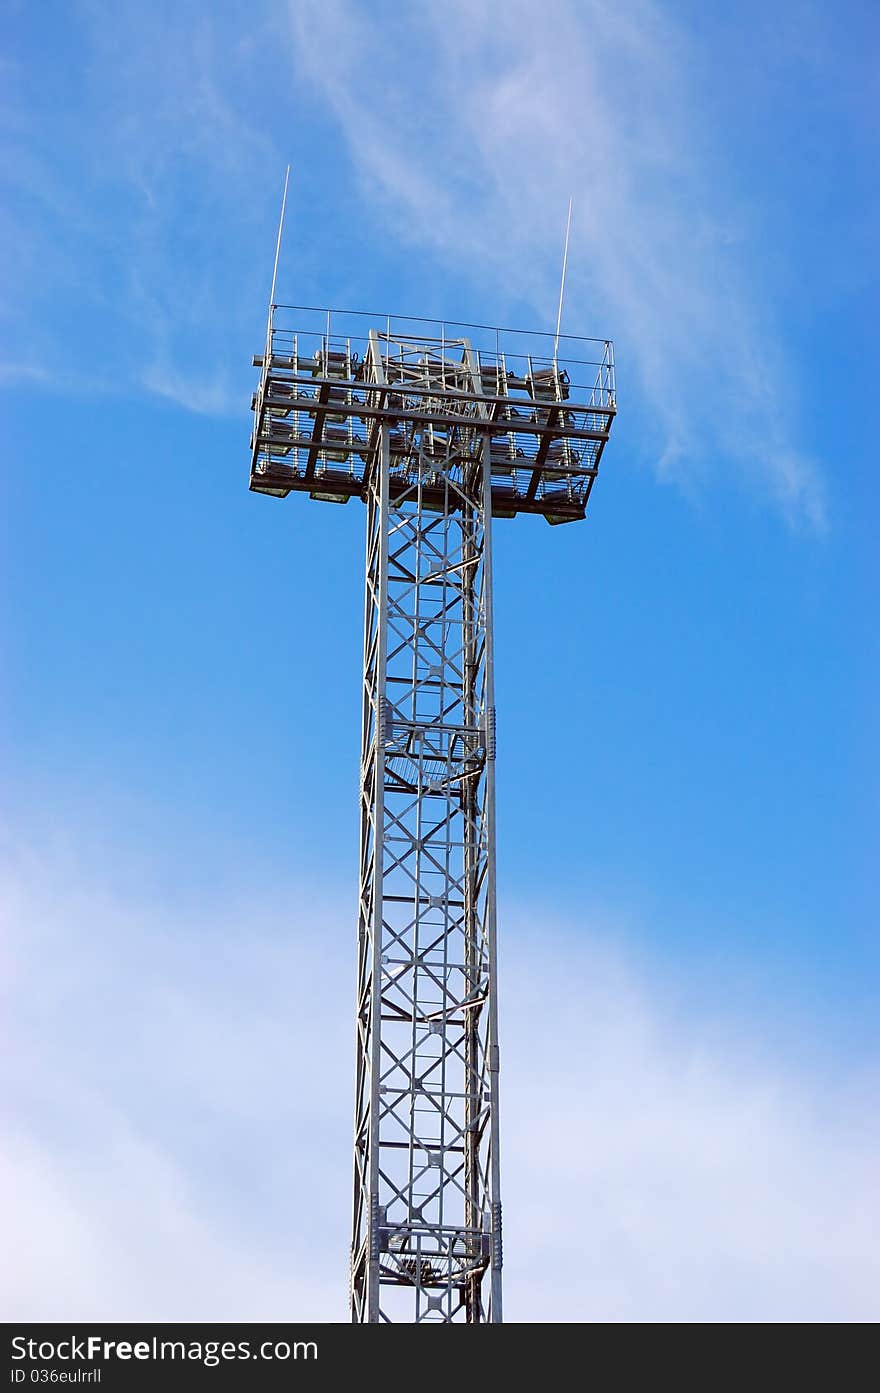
[250,303,615,1322]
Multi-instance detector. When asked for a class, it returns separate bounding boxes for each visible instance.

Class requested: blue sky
[2,0,878,1321]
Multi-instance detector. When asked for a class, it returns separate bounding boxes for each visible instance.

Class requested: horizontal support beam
[249,469,592,521]
[259,392,611,444]
[267,367,614,414]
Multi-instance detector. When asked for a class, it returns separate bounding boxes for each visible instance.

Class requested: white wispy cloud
[1,840,352,1320]
[0,361,50,386]
[502,917,879,1321]
[3,839,876,1321]
[2,0,829,519]
[0,3,283,417]
[287,0,826,527]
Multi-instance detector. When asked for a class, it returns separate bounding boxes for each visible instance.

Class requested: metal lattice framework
[249,306,616,1322]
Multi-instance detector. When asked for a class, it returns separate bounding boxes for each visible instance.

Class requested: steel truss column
[351,339,502,1322]
[250,305,617,1327]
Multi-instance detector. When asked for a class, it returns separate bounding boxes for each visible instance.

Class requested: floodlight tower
[249,300,615,1322]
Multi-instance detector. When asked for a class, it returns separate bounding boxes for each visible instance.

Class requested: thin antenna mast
[263,165,290,366]
[269,165,291,310]
[553,196,573,363]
